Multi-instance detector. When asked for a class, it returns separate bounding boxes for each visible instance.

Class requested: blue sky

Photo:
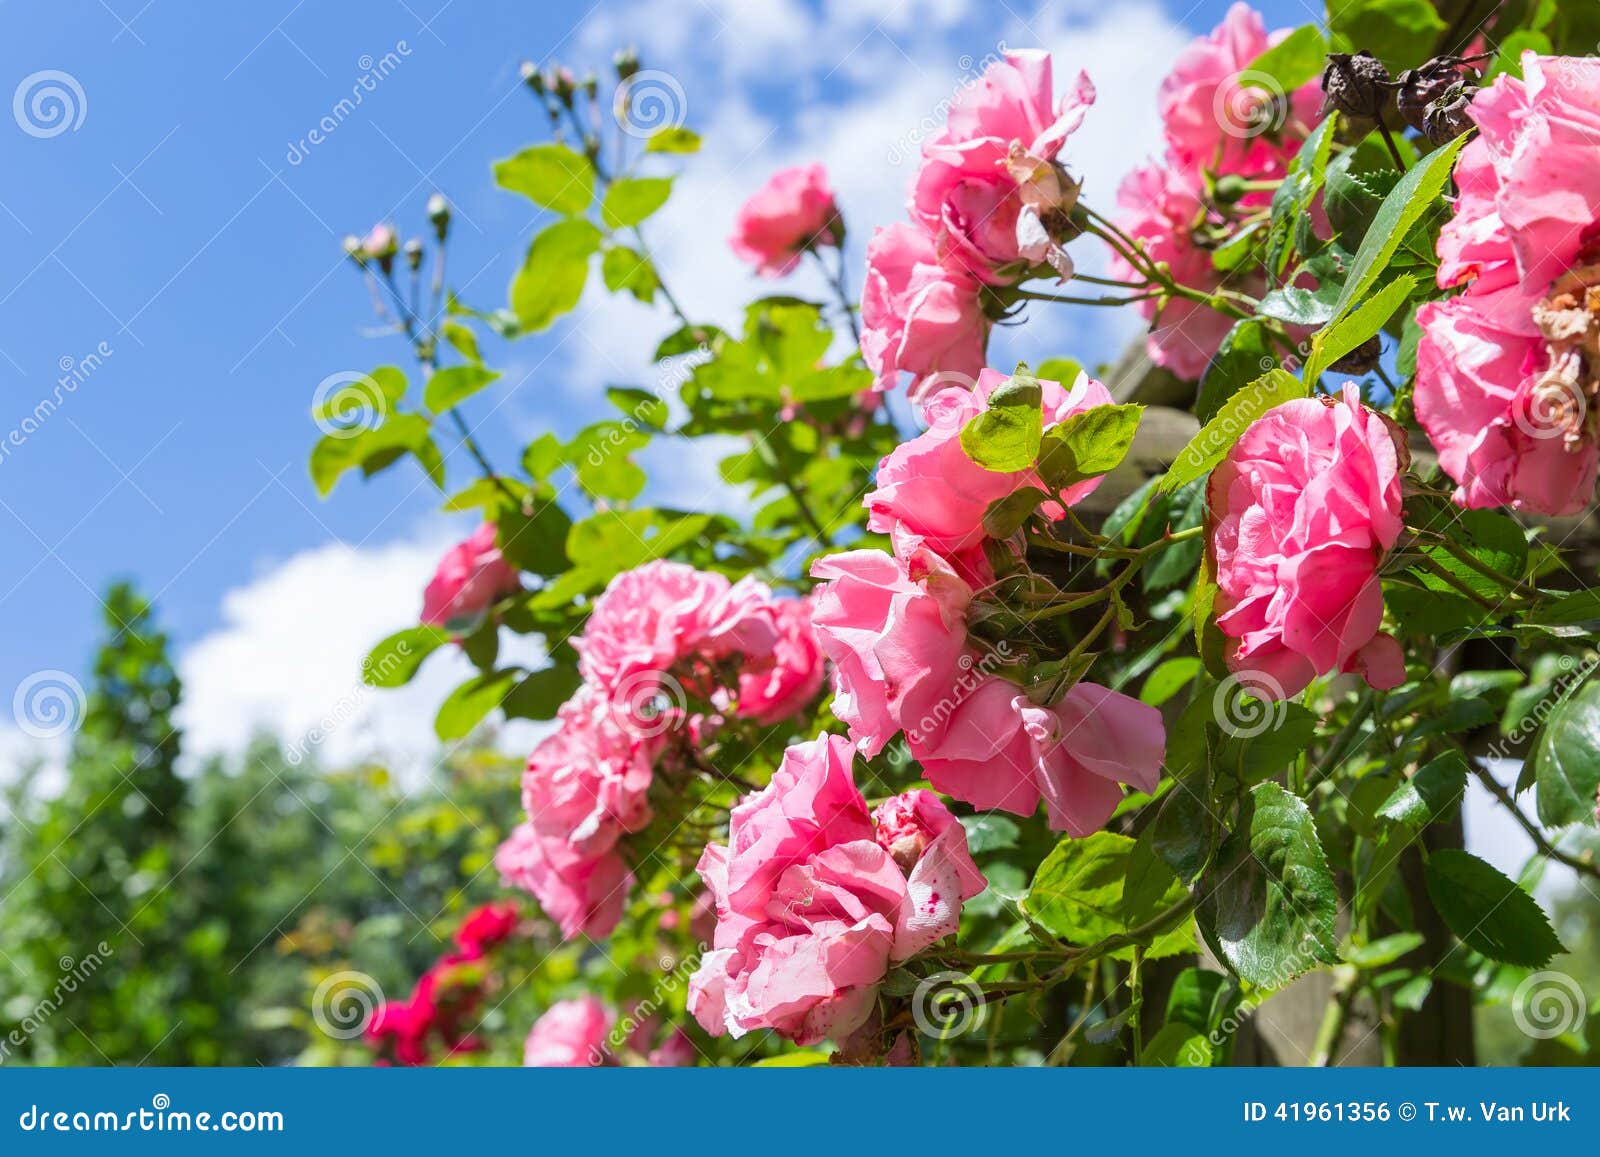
[0,0,1308,758]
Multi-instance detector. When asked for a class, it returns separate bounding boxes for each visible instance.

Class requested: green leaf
[309,413,440,497]
[1424,849,1564,967]
[1166,967,1234,1035]
[312,366,407,423]
[1530,675,1600,827]
[361,626,448,688]
[441,322,481,364]
[606,386,669,430]
[510,219,602,332]
[1324,157,1403,239]
[1328,0,1447,70]
[1330,134,1468,321]
[602,177,673,229]
[503,664,583,721]
[1161,368,1306,494]
[1257,285,1339,328]
[645,126,701,154]
[1141,658,1201,707]
[1026,832,1193,960]
[958,814,1020,854]
[1245,24,1328,91]
[601,245,659,303]
[959,371,1043,471]
[493,143,595,215]
[434,668,520,740]
[1529,588,1600,627]
[1197,782,1339,986]
[1303,274,1417,384]
[1143,1022,1213,1067]
[980,486,1050,538]
[495,501,573,577]
[1376,751,1468,830]
[424,364,500,413]
[1197,319,1276,424]
[1036,403,1143,491]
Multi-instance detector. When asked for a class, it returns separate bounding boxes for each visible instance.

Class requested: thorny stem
[1023,527,1204,623]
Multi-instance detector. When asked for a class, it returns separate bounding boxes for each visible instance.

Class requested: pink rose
[912,52,1095,283]
[521,686,658,856]
[860,223,987,397]
[912,676,1164,836]
[420,522,521,630]
[1112,162,1243,380]
[573,560,779,700]
[808,545,973,757]
[645,1027,697,1067]
[735,596,827,725]
[1415,54,1600,516]
[1157,3,1323,182]
[1208,387,1407,699]
[686,735,984,1044]
[523,996,612,1067]
[729,163,843,278]
[495,821,632,941]
[866,366,1116,555]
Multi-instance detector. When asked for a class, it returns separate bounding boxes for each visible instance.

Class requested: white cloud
[173,527,547,781]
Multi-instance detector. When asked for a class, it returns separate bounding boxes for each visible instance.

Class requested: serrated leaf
[959,373,1043,471]
[601,245,659,303]
[1244,23,1327,91]
[1197,319,1276,423]
[1376,751,1468,830]
[510,218,602,332]
[1161,368,1306,494]
[1197,782,1339,986]
[1037,403,1143,491]
[1303,274,1417,384]
[1530,676,1600,827]
[1424,848,1564,966]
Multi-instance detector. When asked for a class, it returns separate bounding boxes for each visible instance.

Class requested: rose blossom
[911,51,1095,284]
[729,163,842,278]
[1156,2,1323,182]
[1111,162,1244,380]
[1207,386,1407,699]
[522,996,613,1066]
[911,676,1165,836]
[495,821,632,941]
[1415,53,1600,516]
[686,734,984,1044]
[735,596,827,725]
[420,522,521,630]
[454,901,518,956]
[860,223,987,398]
[573,560,779,701]
[866,366,1116,556]
[809,545,973,757]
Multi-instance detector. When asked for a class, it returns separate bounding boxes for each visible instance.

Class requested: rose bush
[316,5,1600,1068]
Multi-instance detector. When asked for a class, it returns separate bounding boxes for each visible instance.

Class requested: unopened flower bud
[550,66,577,106]
[520,60,542,92]
[1320,51,1392,120]
[361,223,398,274]
[582,73,598,100]
[427,192,451,241]
[342,234,366,266]
[404,238,424,271]
[613,48,640,81]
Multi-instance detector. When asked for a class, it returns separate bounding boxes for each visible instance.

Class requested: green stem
[1310,967,1358,1066]
[1129,947,1145,1066]
[1413,553,1506,613]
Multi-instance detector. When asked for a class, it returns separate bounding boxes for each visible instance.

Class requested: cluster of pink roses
[365,901,519,1066]
[686,733,986,1044]
[811,367,1166,835]
[1113,3,1324,378]
[861,51,1096,398]
[522,994,695,1067]
[1416,53,1600,517]
[496,560,825,941]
